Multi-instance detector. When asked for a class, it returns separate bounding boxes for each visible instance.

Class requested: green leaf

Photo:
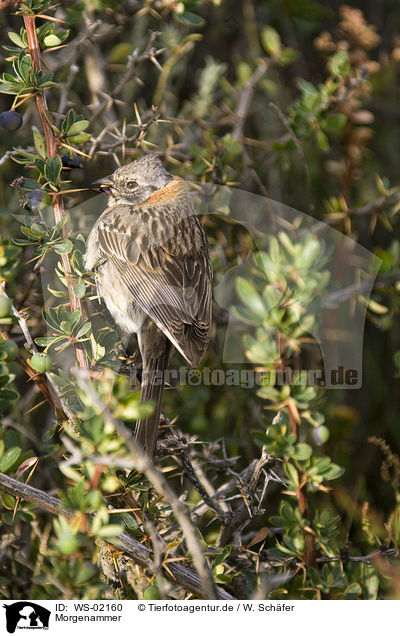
[67,133,91,144]
[122,512,141,532]
[280,47,297,65]
[43,34,62,47]
[284,461,299,487]
[330,51,351,78]
[61,109,75,135]
[235,277,266,321]
[35,337,56,347]
[297,78,319,96]
[44,155,62,184]
[76,322,91,338]
[292,443,313,461]
[261,26,281,57]
[73,278,86,299]
[231,305,263,325]
[214,545,231,567]
[343,582,362,599]
[1,493,17,509]
[35,158,46,176]
[17,54,32,82]
[324,113,347,130]
[33,129,46,159]
[54,239,73,255]
[30,223,46,238]
[175,11,206,27]
[8,32,25,48]
[0,389,19,401]
[367,298,388,314]
[66,120,89,136]
[0,82,23,95]
[267,541,297,557]
[316,129,329,151]
[95,524,122,538]
[0,447,21,472]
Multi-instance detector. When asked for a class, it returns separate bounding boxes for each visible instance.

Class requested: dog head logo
[3,602,50,633]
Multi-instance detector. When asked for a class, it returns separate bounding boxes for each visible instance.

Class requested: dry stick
[305,190,400,237]
[56,63,79,121]
[216,451,273,547]
[0,471,234,600]
[88,31,164,126]
[232,59,269,142]
[23,15,87,369]
[322,270,400,307]
[191,459,259,522]
[178,450,229,523]
[316,548,399,564]
[352,191,400,217]
[74,369,219,600]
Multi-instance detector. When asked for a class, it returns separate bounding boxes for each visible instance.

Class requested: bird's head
[93,153,173,205]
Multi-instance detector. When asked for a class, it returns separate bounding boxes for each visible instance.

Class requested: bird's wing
[96,204,212,366]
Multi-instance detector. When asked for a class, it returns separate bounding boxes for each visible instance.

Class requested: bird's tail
[134,338,171,457]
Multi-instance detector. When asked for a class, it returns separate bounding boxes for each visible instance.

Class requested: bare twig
[216,450,274,546]
[232,59,269,142]
[322,270,400,308]
[112,32,164,98]
[56,63,79,122]
[352,191,400,217]
[179,449,229,523]
[305,190,400,237]
[88,31,164,126]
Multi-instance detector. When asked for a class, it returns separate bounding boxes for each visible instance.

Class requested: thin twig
[269,101,314,214]
[56,63,79,122]
[179,449,229,523]
[232,59,269,142]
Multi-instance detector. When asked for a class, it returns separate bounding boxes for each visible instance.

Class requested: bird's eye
[126,180,138,189]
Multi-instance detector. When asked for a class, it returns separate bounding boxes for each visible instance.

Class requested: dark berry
[61,153,83,169]
[0,110,23,131]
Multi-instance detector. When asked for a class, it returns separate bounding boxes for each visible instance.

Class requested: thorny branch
[0,471,235,600]
[23,14,87,369]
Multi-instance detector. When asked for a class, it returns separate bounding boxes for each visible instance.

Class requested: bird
[85,153,213,457]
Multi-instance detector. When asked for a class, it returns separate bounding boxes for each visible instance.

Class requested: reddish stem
[23,14,87,369]
[296,484,316,566]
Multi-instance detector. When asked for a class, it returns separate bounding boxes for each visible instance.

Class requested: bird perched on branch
[85,153,212,456]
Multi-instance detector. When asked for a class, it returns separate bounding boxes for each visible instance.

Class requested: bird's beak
[91,176,114,193]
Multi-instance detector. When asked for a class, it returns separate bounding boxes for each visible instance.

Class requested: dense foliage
[0,0,399,600]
